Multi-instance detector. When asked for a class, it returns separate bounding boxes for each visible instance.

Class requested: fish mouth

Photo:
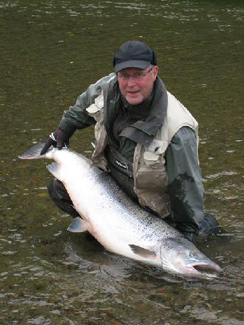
[186,262,223,279]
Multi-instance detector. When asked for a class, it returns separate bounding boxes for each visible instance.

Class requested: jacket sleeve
[165,126,205,233]
[58,73,116,135]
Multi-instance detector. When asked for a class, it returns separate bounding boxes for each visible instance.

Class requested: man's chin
[126,95,143,105]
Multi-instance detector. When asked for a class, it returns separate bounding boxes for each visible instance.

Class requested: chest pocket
[133,140,171,218]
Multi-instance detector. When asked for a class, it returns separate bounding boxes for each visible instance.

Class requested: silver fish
[19,142,222,280]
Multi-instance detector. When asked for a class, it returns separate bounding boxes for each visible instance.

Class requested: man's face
[117,66,158,105]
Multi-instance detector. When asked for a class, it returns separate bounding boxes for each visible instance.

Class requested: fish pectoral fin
[129,244,156,259]
[67,217,88,233]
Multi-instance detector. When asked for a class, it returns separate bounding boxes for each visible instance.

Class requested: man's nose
[127,76,136,86]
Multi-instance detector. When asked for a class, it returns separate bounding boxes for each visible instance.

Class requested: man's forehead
[119,67,146,73]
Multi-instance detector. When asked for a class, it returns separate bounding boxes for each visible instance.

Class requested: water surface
[1,0,244,324]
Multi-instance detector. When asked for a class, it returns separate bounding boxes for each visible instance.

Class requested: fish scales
[19,142,222,280]
[45,148,165,256]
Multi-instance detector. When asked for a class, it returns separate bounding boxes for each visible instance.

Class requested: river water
[1,0,244,324]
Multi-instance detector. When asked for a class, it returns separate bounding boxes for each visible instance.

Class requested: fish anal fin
[46,162,63,180]
[129,244,156,258]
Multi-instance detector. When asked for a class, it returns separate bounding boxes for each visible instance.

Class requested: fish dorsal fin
[129,244,156,258]
[67,217,88,233]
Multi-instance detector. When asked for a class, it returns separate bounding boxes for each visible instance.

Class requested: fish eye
[189,250,199,261]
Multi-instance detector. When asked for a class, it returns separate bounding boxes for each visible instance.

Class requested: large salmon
[19,142,222,280]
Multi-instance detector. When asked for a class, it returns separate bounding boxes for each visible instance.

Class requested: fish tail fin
[18,141,50,160]
[46,162,62,179]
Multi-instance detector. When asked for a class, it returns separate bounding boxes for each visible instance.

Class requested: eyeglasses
[117,67,153,81]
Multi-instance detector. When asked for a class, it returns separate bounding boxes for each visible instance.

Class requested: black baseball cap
[113,40,157,73]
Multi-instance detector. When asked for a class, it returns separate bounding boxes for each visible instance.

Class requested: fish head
[158,237,222,280]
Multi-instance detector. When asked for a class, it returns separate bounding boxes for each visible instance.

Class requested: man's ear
[152,65,159,80]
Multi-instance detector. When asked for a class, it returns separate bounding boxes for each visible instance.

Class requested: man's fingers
[56,138,64,150]
[40,129,70,154]
[40,138,55,155]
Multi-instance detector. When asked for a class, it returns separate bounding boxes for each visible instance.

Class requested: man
[41,40,221,241]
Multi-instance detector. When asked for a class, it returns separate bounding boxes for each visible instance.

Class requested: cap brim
[114,60,150,73]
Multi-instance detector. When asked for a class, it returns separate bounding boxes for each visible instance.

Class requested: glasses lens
[118,67,152,80]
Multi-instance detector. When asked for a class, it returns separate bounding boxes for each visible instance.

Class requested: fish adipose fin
[129,244,156,258]
[67,217,88,233]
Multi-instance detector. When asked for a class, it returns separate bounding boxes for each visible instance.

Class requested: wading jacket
[59,73,205,233]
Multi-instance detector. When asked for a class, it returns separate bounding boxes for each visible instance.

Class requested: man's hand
[40,129,70,155]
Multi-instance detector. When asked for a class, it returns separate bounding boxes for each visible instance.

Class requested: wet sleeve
[165,127,205,232]
[58,73,116,135]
